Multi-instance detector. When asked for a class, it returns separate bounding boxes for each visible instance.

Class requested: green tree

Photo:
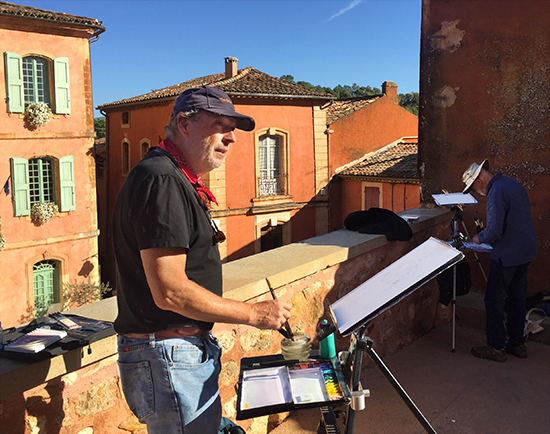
[398,92,419,115]
[279,75,418,114]
[280,75,295,83]
[94,117,106,139]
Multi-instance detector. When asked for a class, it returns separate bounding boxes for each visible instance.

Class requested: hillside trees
[281,75,418,115]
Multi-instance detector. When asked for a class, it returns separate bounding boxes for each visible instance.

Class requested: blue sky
[18,0,421,117]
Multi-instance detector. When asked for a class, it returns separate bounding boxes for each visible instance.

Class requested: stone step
[455,290,550,345]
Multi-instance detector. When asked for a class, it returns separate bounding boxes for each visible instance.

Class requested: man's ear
[176,112,190,137]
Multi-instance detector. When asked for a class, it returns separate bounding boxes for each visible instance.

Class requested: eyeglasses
[209,215,226,245]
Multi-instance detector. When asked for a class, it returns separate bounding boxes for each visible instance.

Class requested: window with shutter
[4,52,70,114]
[10,155,76,216]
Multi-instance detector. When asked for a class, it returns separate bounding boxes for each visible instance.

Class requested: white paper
[330,237,463,335]
[240,366,292,410]
[289,368,328,404]
[432,193,478,206]
[461,241,492,252]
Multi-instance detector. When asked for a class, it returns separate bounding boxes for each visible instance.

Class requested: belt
[124,325,209,340]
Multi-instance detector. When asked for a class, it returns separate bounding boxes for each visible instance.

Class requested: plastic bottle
[320,319,336,359]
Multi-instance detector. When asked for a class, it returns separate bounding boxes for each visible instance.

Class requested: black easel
[317,324,437,434]
[445,206,487,352]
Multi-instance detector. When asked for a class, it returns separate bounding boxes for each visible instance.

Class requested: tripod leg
[344,335,365,434]
[365,340,438,434]
[452,265,456,352]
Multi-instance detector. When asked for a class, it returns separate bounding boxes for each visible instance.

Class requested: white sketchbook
[4,327,67,354]
[330,237,464,336]
[432,193,478,206]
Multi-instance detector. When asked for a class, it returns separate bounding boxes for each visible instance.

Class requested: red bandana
[158,138,218,206]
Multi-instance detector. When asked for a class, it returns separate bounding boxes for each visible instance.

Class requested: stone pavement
[268,320,550,434]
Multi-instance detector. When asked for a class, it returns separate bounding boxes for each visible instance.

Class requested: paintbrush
[268,283,294,340]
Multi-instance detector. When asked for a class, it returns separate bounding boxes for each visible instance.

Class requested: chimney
[382,81,398,102]
[225,57,238,79]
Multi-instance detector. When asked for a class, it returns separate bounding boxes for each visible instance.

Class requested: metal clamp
[350,383,370,411]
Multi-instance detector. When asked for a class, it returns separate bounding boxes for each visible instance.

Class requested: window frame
[28,156,56,205]
[33,259,60,317]
[23,56,50,106]
[254,127,290,198]
[140,139,151,159]
[122,140,130,176]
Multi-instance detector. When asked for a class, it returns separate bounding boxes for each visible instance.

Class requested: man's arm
[477,186,506,245]
[140,247,291,330]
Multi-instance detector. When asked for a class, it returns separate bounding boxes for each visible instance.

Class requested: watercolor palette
[237,356,350,420]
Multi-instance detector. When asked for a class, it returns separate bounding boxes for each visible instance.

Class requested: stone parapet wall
[0,207,452,434]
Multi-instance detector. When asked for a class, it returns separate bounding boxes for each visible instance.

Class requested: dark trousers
[485,259,529,349]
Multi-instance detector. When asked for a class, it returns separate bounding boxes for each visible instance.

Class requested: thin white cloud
[327,0,362,21]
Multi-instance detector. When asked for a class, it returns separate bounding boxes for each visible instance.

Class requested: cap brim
[235,116,255,132]
[203,109,255,131]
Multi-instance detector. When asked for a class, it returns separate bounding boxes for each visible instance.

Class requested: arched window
[33,260,60,317]
[256,128,289,198]
[122,141,130,176]
[140,139,151,159]
[23,56,50,106]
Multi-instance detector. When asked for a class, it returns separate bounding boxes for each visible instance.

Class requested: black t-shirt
[112,146,222,334]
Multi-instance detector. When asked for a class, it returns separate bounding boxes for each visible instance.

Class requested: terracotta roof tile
[97,67,334,110]
[336,141,418,182]
[325,95,381,124]
[0,1,103,29]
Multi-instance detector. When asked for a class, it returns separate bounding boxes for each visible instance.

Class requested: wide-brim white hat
[462,159,489,193]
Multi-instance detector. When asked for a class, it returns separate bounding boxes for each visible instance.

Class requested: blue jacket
[478,172,537,266]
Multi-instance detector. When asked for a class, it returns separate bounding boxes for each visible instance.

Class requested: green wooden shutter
[10,157,31,216]
[54,57,70,114]
[4,52,24,113]
[59,155,75,212]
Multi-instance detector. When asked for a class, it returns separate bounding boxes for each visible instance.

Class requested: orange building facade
[0,3,105,327]
[325,83,419,230]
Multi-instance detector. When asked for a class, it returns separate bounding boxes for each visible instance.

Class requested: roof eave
[336,175,419,184]
[97,92,334,112]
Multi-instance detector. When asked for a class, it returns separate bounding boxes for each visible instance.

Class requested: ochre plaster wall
[329,96,418,173]
[419,0,550,294]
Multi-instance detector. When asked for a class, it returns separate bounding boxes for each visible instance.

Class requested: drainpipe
[325,126,334,232]
[89,25,106,43]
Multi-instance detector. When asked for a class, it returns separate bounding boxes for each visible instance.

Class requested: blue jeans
[485,260,529,349]
[117,333,222,434]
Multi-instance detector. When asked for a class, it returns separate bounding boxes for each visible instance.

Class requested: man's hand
[249,299,292,330]
[472,234,481,244]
